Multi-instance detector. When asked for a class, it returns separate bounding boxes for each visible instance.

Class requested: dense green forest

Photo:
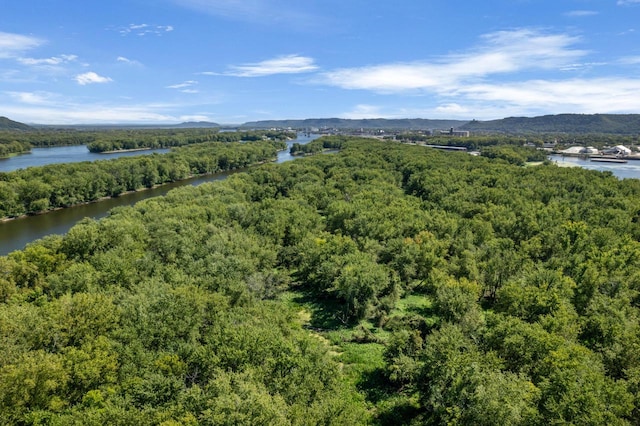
[0,129,294,157]
[289,137,345,156]
[0,140,31,158]
[2,137,640,424]
[0,140,285,218]
[85,130,294,153]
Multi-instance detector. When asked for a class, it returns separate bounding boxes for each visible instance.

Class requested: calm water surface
[548,154,640,180]
[0,134,319,255]
[0,145,170,172]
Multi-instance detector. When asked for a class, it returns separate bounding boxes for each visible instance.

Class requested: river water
[0,134,319,256]
[548,154,640,180]
[0,145,170,173]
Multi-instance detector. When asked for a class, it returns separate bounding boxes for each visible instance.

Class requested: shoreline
[96,147,157,154]
[0,157,276,223]
[0,150,31,159]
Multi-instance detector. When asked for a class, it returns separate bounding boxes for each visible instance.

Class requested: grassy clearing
[280,289,438,424]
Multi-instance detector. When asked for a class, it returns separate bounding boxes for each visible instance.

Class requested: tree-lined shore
[0,140,285,219]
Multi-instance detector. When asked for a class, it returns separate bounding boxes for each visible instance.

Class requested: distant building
[601,145,632,156]
[438,127,470,137]
[560,146,600,155]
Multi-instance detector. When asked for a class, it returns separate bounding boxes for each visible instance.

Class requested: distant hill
[0,116,32,131]
[11,114,640,134]
[175,121,220,128]
[239,118,469,130]
[461,114,640,134]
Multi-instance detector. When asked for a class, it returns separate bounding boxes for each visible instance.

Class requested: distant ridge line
[2,113,640,134]
[460,113,640,134]
[0,116,33,131]
[239,118,468,130]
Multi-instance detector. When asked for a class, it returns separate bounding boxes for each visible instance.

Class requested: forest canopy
[0,128,295,156]
[2,137,640,424]
[0,140,286,218]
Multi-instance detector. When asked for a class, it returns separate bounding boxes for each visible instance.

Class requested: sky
[1,0,640,124]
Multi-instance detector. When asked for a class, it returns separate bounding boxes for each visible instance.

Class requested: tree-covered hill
[462,113,640,134]
[173,121,221,128]
[0,117,32,131]
[2,137,640,424]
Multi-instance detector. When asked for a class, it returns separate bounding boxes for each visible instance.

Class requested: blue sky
[2,0,640,124]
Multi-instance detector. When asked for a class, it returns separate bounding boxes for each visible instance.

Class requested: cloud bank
[225,55,318,77]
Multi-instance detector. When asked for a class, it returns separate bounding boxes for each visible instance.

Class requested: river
[548,154,640,180]
[0,145,171,173]
[0,134,319,256]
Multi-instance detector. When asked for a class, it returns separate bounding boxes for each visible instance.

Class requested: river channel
[0,134,319,256]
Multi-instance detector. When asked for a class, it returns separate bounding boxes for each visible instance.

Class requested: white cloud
[0,31,43,58]
[18,54,77,66]
[119,23,174,36]
[559,62,606,71]
[6,91,57,105]
[339,104,477,121]
[620,56,640,64]
[435,103,471,115]
[75,72,113,85]
[116,56,144,68]
[565,10,599,17]
[166,80,198,89]
[3,100,220,124]
[618,0,640,5]
[178,114,212,122]
[340,104,384,119]
[322,29,585,92]
[318,28,640,119]
[4,103,177,124]
[457,78,640,114]
[226,55,318,77]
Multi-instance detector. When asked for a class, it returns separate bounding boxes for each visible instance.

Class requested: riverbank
[0,156,277,224]
[96,147,157,154]
[0,150,30,159]
[551,161,580,168]
[0,134,319,256]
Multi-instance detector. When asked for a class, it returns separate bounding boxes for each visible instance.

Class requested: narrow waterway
[0,134,319,256]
